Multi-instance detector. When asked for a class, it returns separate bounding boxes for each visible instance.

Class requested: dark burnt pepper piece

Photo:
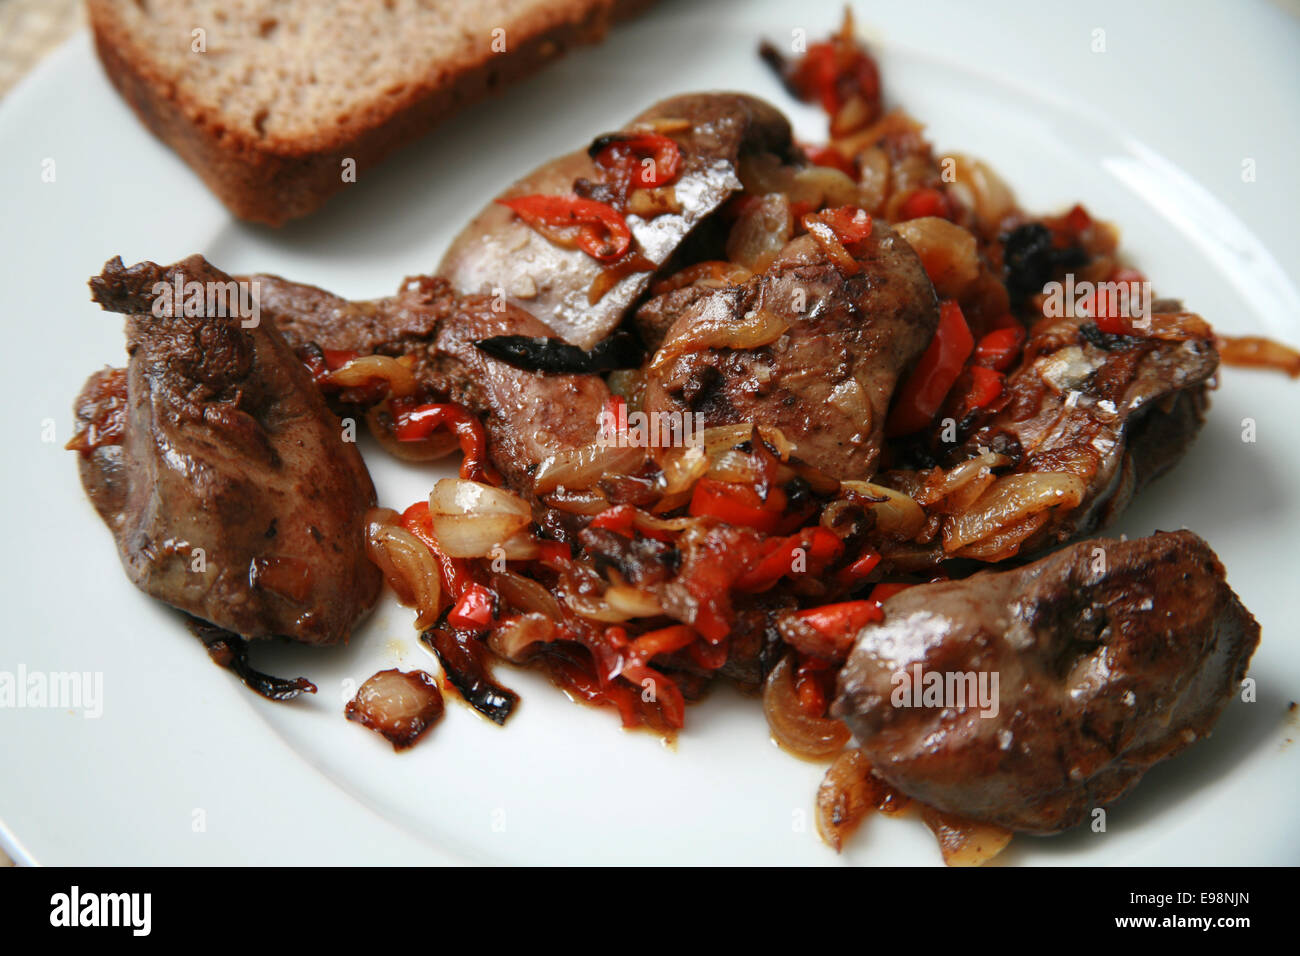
[1001,223,1088,301]
[474,330,642,374]
[422,626,519,725]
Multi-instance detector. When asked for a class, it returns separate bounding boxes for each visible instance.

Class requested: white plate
[2,0,1298,865]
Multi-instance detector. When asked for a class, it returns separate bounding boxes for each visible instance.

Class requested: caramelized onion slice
[327,354,418,397]
[919,805,1013,867]
[366,402,459,462]
[816,749,910,852]
[533,443,647,494]
[493,570,562,619]
[487,612,557,663]
[1216,334,1300,376]
[650,304,790,374]
[345,668,444,751]
[365,509,443,627]
[942,472,1085,553]
[839,480,927,539]
[894,217,980,299]
[428,479,533,558]
[763,655,851,759]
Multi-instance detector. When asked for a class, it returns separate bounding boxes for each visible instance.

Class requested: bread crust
[88,0,653,225]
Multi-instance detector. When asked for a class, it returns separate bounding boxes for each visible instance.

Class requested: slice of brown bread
[88,0,653,225]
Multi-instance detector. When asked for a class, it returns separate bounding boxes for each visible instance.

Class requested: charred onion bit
[345,668,445,751]
[422,626,519,725]
[496,194,632,263]
[390,399,499,483]
[474,330,642,374]
[588,131,683,190]
[187,618,317,701]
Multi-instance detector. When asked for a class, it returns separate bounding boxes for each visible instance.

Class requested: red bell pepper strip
[834,547,882,588]
[591,132,683,188]
[1064,203,1093,235]
[815,205,873,244]
[391,400,500,484]
[896,187,952,222]
[689,478,787,535]
[1082,266,1148,335]
[962,365,1004,410]
[588,504,677,543]
[973,325,1026,371]
[536,539,572,567]
[543,654,643,728]
[886,299,975,436]
[734,527,844,592]
[867,582,914,610]
[790,40,880,117]
[400,501,475,599]
[794,600,883,639]
[447,583,496,632]
[801,142,858,178]
[497,194,632,263]
[625,625,697,671]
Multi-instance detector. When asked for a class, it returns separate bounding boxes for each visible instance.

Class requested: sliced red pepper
[591,132,683,188]
[298,346,361,389]
[536,539,572,567]
[815,205,873,244]
[800,142,858,178]
[588,504,677,543]
[400,501,475,599]
[497,194,632,263]
[973,325,1026,372]
[834,547,882,588]
[795,600,884,639]
[447,583,496,632]
[689,479,787,535]
[963,365,1004,410]
[1084,266,1149,335]
[790,40,880,119]
[390,399,499,484]
[885,299,975,436]
[896,187,952,222]
[867,581,914,610]
[734,527,844,592]
[1064,203,1093,235]
[624,625,697,672]
[543,653,643,728]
